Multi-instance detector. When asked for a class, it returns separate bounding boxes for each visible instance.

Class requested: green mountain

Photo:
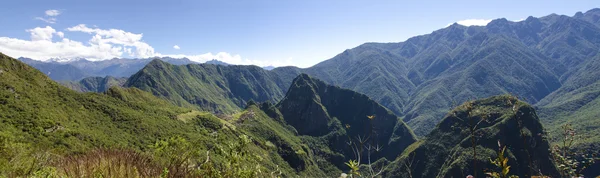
[383,95,560,177]
[61,76,127,92]
[0,53,334,177]
[276,74,417,169]
[536,53,600,150]
[1,53,422,177]
[1,52,191,153]
[288,8,600,137]
[27,9,600,142]
[124,59,297,113]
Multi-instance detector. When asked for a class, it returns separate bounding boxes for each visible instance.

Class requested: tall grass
[57,149,165,177]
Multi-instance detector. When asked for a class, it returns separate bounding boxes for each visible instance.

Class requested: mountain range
[16,57,243,81]
[0,52,567,176]
[101,8,600,143]
[2,53,423,176]
[3,8,600,177]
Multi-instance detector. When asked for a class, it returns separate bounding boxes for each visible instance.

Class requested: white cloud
[1,24,293,67]
[35,17,57,24]
[161,52,295,67]
[67,24,157,58]
[56,31,64,38]
[0,26,128,61]
[512,18,525,22]
[36,10,61,24]
[446,18,528,28]
[0,36,123,61]
[456,19,492,26]
[26,26,56,41]
[45,10,61,16]
[446,19,492,27]
[173,45,180,50]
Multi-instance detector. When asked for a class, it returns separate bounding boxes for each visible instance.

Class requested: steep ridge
[277,74,417,169]
[383,95,560,178]
[298,8,600,136]
[401,33,561,135]
[124,59,298,113]
[304,46,414,116]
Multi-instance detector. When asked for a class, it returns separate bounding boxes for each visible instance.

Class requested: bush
[0,136,53,177]
[149,136,201,177]
[194,115,223,130]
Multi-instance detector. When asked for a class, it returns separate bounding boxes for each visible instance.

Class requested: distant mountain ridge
[120,8,600,139]
[17,57,198,81]
[18,57,280,82]
[14,9,600,141]
[204,59,231,66]
[289,8,600,137]
[3,8,600,177]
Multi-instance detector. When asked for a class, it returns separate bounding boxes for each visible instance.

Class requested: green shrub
[194,115,223,130]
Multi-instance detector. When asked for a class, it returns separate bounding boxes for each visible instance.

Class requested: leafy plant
[485,141,519,178]
[345,160,360,177]
[551,124,599,177]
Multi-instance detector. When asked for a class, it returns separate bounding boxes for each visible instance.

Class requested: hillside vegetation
[116,9,600,140]
[62,76,127,92]
[277,74,417,170]
[0,53,333,177]
[125,59,297,113]
[4,52,599,176]
[383,95,560,178]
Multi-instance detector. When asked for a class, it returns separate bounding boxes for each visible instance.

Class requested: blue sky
[0,0,597,67]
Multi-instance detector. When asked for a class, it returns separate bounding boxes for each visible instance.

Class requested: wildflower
[367,115,375,120]
[467,175,474,178]
[345,124,351,129]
